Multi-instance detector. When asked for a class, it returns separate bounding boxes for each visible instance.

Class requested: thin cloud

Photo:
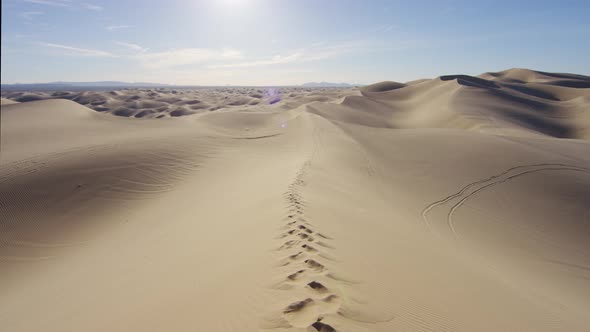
[134,48,243,69]
[23,0,71,8]
[208,42,368,69]
[38,42,243,67]
[24,0,103,11]
[208,53,302,69]
[115,41,147,52]
[82,3,102,11]
[373,24,395,33]
[39,42,116,57]
[20,11,44,20]
[35,38,419,71]
[221,49,243,59]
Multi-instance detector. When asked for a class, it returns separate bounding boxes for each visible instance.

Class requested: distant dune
[0,97,19,105]
[1,87,359,119]
[348,68,590,139]
[1,68,590,332]
[360,80,406,92]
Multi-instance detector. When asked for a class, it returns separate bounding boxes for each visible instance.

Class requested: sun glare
[219,0,249,7]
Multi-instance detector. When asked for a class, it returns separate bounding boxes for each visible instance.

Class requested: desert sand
[1,68,590,331]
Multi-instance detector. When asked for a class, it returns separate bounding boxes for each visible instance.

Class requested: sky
[1,0,589,85]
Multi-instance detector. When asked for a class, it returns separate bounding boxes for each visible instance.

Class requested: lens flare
[264,88,281,105]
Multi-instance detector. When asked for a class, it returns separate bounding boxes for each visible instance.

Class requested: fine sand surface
[1,68,590,331]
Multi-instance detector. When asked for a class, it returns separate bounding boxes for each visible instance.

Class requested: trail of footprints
[273,161,341,331]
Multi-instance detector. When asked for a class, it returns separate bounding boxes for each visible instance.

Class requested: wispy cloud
[35,37,419,74]
[374,24,395,33]
[208,53,301,69]
[20,11,44,20]
[37,41,243,66]
[135,48,243,69]
[208,42,368,69]
[81,3,102,11]
[23,0,71,8]
[105,25,133,31]
[39,42,116,57]
[114,41,148,52]
[221,49,243,59]
[24,0,104,11]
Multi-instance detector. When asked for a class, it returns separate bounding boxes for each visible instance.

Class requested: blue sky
[2,0,589,85]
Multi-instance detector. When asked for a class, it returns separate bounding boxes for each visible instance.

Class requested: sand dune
[0,97,18,105]
[1,87,358,119]
[344,68,590,139]
[1,68,590,331]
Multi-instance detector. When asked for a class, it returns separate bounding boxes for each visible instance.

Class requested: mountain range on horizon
[3,68,589,90]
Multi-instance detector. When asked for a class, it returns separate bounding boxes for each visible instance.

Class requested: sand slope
[0,98,18,105]
[1,68,590,331]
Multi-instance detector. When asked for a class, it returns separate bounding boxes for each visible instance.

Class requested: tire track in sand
[422,163,590,238]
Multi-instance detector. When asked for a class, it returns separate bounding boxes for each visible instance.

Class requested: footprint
[280,240,299,250]
[312,321,336,332]
[305,259,325,271]
[284,298,313,313]
[299,233,315,242]
[287,269,306,281]
[322,294,339,303]
[283,298,320,328]
[289,252,304,260]
[320,294,342,313]
[301,244,318,252]
[298,225,313,234]
[307,281,329,293]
